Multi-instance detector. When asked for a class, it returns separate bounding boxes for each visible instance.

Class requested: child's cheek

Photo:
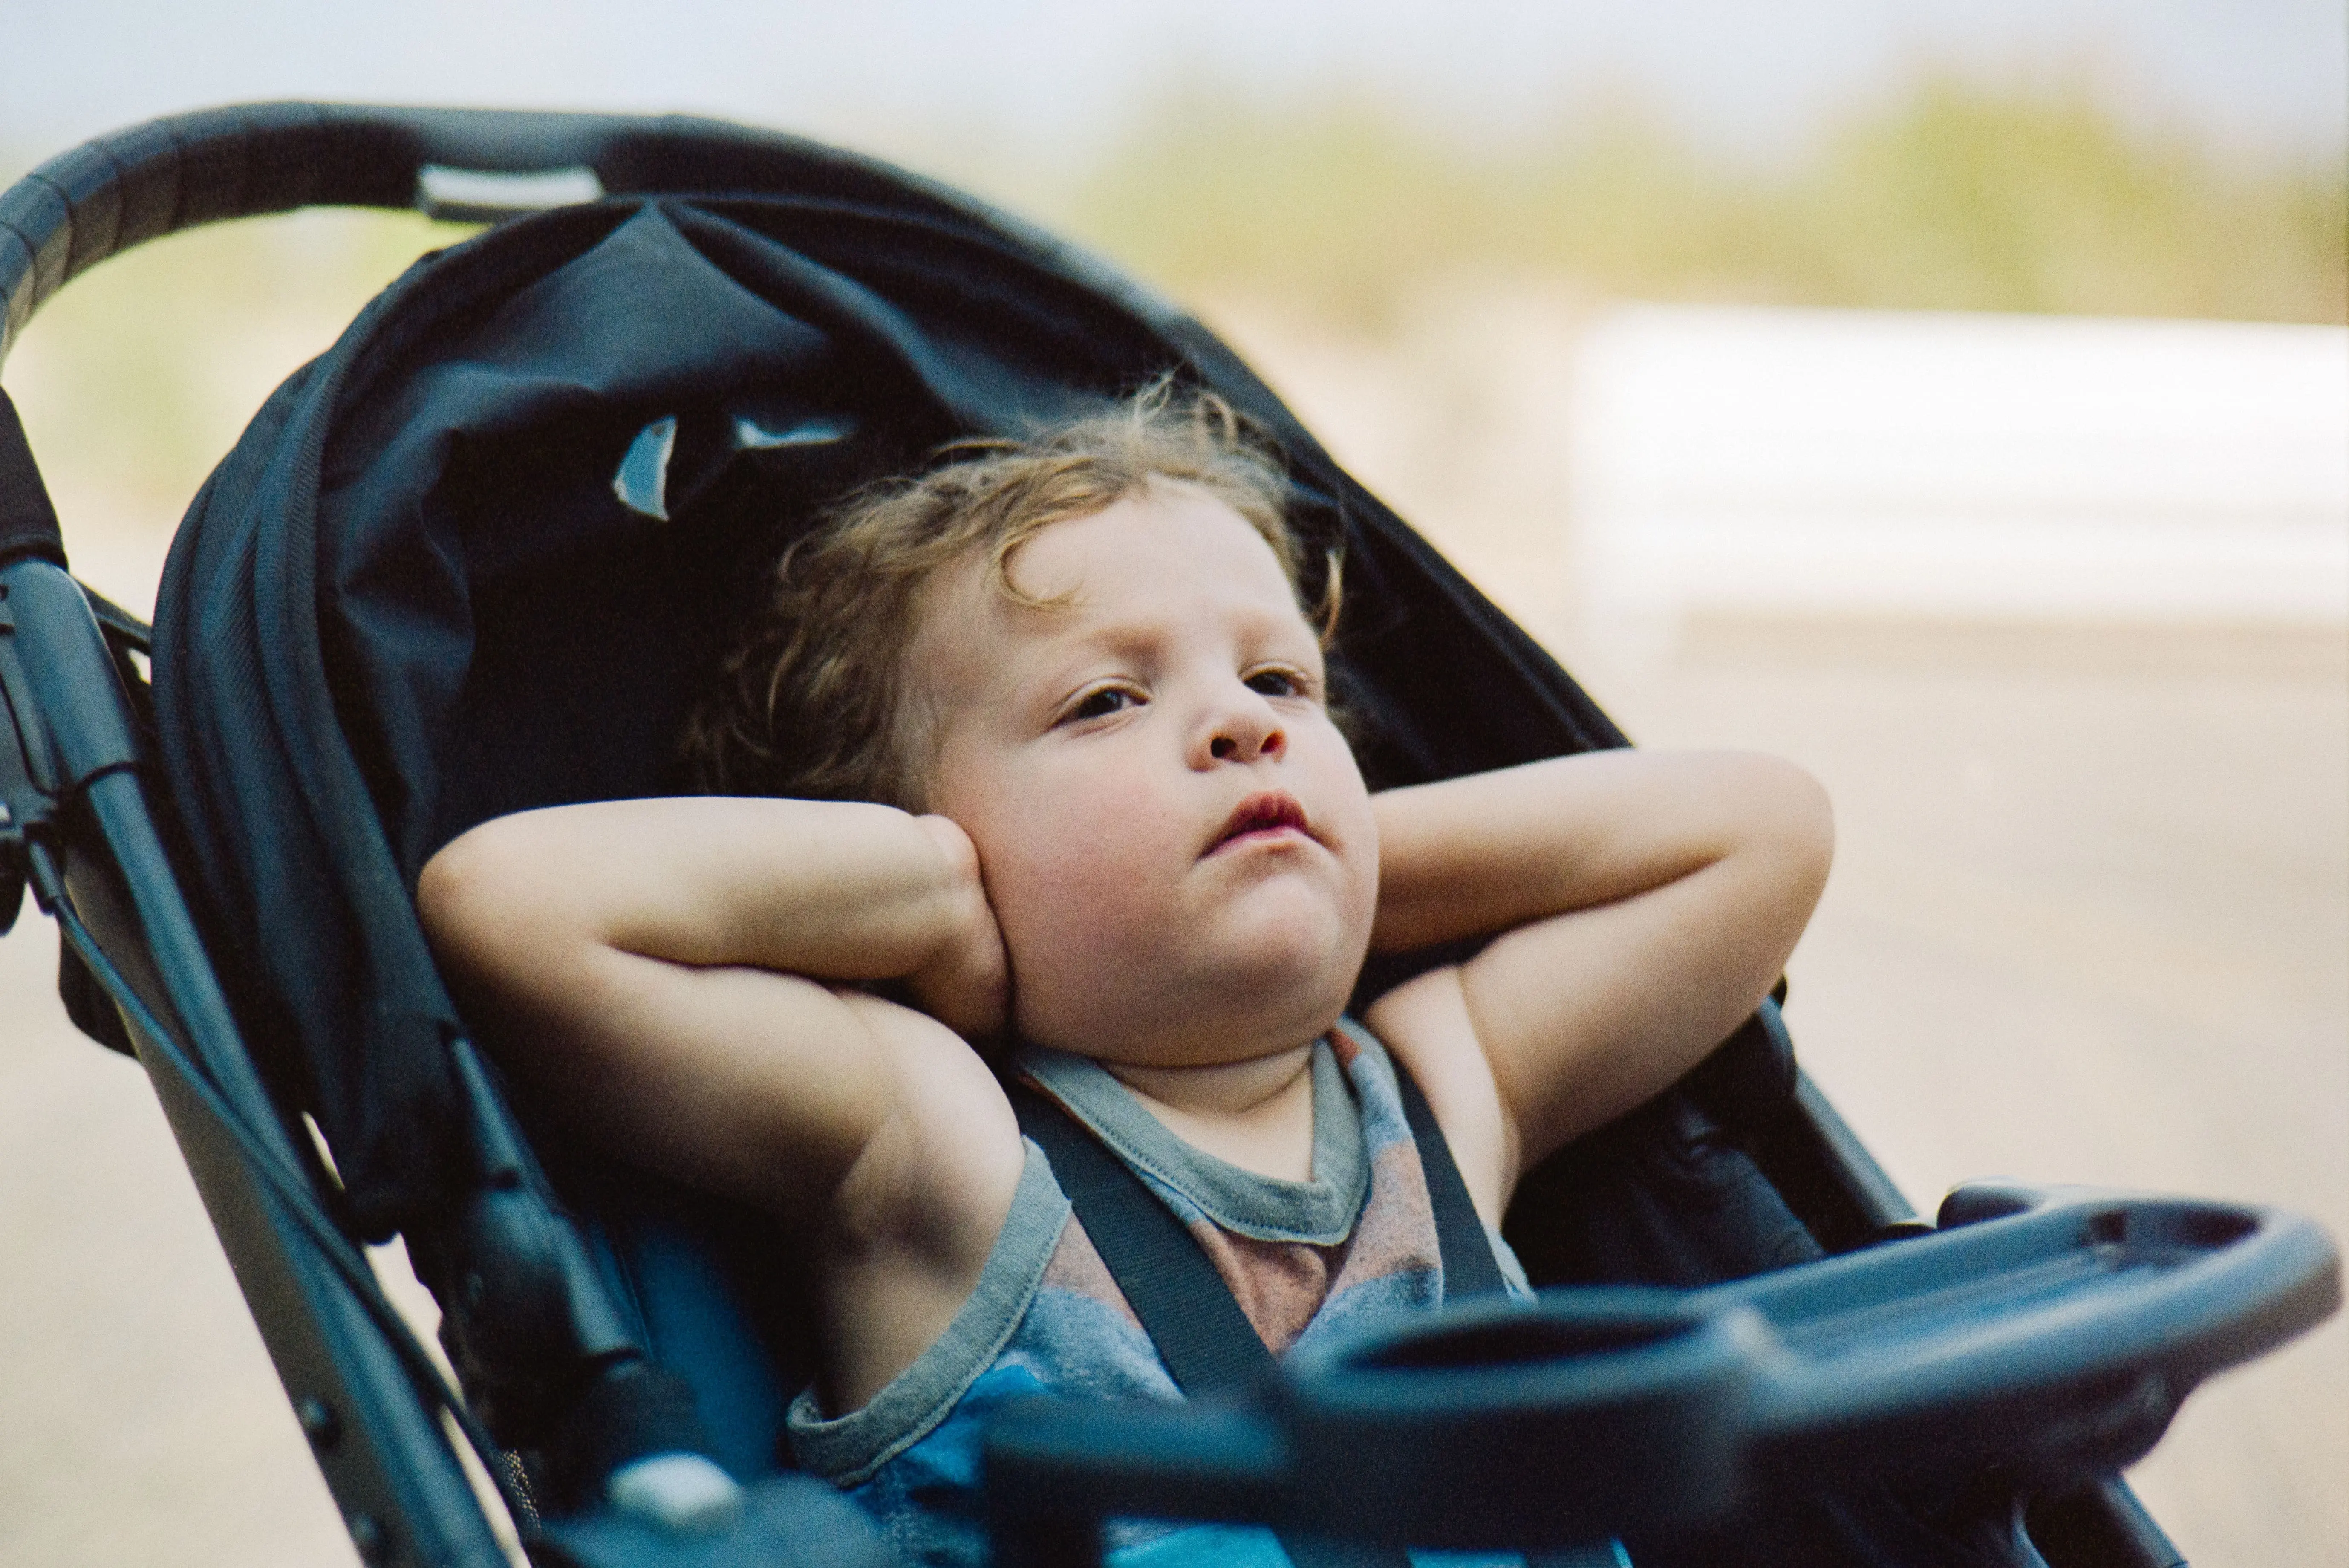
[990,780,1186,1026]
[1027,778,1184,931]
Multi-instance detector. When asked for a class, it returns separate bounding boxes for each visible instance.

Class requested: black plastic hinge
[0,386,68,571]
[0,800,26,937]
[0,592,54,936]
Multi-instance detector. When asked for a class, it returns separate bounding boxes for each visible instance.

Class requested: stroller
[0,103,2336,1568]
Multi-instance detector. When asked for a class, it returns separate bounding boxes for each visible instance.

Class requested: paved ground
[2,295,2341,1565]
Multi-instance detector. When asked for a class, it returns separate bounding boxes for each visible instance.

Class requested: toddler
[418,388,1833,1565]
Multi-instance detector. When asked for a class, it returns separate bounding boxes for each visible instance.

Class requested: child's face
[912,485,1378,1068]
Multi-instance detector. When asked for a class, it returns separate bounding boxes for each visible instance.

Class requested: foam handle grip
[0,102,1004,366]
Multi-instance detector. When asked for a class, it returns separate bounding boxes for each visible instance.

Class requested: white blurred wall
[1569,307,2349,653]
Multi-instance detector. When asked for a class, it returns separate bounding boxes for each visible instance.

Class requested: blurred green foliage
[1,210,471,510]
[1064,74,2347,327]
[0,72,2337,518]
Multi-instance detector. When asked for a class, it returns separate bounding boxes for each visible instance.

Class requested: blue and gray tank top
[785,1020,1541,1567]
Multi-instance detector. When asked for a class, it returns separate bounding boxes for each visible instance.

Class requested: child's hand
[905,814,1010,1042]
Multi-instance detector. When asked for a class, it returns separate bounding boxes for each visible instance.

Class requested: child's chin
[1214,901,1368,982]
[1019,944,1356,1063]
[1010,893,1369,1055]
[1193,928,1365,1030]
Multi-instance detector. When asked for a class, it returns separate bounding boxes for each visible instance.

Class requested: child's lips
[1206,791,1315,855]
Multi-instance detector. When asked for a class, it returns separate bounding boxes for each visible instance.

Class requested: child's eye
[1244,668,1313,700]
[1064,686,1140,723]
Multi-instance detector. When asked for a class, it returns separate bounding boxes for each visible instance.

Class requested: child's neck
[1104,1041,1319,1183]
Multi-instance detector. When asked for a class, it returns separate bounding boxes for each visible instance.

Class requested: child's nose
[1199,694,1285,766]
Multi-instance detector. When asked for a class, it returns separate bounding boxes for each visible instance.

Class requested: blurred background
[2,2,2343,1564]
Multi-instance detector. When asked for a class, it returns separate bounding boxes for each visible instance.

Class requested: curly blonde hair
[682,383,1336,809]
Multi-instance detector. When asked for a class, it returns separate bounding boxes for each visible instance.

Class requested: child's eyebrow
[1053,601,1315,664]
[1027,621,1172,684]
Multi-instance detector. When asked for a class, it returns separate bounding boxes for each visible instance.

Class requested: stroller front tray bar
[984,1184,2340,1557]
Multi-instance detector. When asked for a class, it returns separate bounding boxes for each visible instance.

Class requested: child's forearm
[418,796,1014,1228]
[1370,750,1827,952]
[419,796,987,988]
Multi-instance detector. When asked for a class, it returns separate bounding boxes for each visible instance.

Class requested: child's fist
[907,814,1010,1042]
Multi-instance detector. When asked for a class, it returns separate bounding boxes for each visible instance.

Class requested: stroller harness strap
[1391,1061,1509,1301]
[1007,1077,1273,1397]
[1006,1047,1509,1568]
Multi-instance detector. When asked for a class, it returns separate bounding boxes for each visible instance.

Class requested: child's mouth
[1208,792,1312,855]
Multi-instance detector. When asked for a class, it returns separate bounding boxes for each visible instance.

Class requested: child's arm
[418,797,1021,1399]
[1362,750,1832,1220]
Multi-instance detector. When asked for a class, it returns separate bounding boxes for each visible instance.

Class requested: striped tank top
[785,1020,1537,1567]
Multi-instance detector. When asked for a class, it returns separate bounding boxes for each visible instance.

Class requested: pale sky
[8,0,2344,180]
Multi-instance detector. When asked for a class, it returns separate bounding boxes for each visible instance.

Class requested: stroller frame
[0,104,2329,1568]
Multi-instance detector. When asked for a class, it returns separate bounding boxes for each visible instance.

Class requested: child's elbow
[417,822,536,973]
[1747,754,1835,909]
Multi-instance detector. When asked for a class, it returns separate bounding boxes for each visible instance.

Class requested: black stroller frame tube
[1,556,515,1568]
[62,865,517,1568]
[0,101,1158,371]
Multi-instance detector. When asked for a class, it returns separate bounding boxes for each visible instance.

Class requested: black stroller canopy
[151,171,1618,1236]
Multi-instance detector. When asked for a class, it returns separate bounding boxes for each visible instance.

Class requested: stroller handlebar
[0,100,1076,369]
